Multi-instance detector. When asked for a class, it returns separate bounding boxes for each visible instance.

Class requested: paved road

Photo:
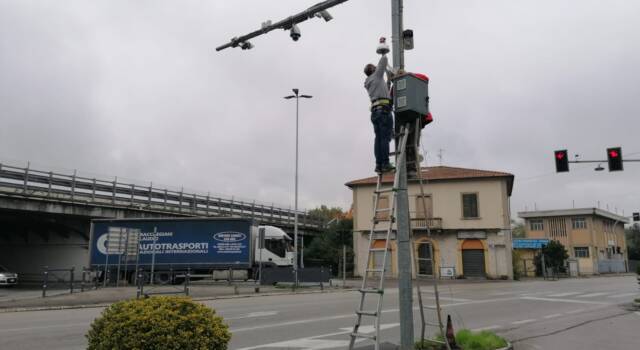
[0,276,638,349]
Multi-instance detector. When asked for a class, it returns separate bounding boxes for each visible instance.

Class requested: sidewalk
[0,281,349,312]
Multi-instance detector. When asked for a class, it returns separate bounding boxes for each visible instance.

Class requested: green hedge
[86,296,231,350]
[415,329,508,350]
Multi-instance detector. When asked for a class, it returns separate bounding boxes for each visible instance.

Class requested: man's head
[364,64,376,77]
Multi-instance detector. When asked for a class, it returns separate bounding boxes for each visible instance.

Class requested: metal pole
[343,244,347,288]
[150,227,158,286]
[391,1,413,348]
[301,232,304,269]
[42,267,48,298]
[391,0,405,71]
[258,227,264,287]
[294,93,300,288]
[70,267,75,294]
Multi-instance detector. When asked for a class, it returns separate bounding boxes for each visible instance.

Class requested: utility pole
[391,1,414,348]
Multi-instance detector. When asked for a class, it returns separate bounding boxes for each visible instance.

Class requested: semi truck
[89,217,294,283]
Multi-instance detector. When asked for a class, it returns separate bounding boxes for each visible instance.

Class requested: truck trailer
[89,217,294,283]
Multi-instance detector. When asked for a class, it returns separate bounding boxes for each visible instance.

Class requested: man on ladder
[351,37,448,350]
[364,37,395,174]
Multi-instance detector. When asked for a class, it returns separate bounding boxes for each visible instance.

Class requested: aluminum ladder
[410,121,450,349]
[348,123,411,350]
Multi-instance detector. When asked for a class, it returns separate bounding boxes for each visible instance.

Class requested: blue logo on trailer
[90,219,251,268]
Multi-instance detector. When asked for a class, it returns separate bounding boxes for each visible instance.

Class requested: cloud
[1,0,639,216]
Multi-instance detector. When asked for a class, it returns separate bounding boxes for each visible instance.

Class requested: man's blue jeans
[371,107,393,168]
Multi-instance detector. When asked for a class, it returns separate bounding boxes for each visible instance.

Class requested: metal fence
[0,162,324,229]
[597,259,627,274]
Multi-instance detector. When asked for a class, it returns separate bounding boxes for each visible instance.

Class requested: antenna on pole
[438,149,444,166]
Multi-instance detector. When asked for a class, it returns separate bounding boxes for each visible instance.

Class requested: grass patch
[634,298,640,303]
[415,329,508,350]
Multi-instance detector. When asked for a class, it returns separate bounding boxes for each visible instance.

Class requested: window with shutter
[462,193,478,218]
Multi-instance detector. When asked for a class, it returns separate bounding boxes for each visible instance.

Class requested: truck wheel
[154,273,171,285]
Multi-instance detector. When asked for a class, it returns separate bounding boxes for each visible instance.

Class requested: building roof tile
[345,166,514,195]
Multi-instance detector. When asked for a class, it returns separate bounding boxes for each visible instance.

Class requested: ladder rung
[369,248,387,252]
[366,268,385,273]
[375,208,393,213]
[423,305,437,310]
[375,188,396,194]
[426,322,441,327]
[355,310,378,317]
[351,332,376,340]
[359,288,384,294]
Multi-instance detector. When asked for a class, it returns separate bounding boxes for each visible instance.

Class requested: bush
[86,296,231,350]
[456,329,508,350]
[415,329,508,350]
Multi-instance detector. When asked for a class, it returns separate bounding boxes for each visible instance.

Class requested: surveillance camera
[315,10,333,22]
[240,41,254,50]
[290,24,301,41]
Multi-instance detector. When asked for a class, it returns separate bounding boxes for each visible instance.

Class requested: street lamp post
[284,89,312,287]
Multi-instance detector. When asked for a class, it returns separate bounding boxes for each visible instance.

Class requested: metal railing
[410,217,443,230]
[0,162,324,230]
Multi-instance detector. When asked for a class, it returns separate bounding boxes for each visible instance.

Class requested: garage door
[462,249,485,277]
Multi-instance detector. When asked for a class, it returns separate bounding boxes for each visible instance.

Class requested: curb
[0,286,355,313]
[498,342,514,350]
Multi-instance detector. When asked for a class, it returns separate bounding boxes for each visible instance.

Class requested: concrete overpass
[0,162,325,276]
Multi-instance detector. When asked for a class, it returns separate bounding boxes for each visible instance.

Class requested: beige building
[346,166,514,279]
[519,208,629,275]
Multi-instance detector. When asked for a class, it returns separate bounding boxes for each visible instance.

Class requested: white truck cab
[255,225,294,267]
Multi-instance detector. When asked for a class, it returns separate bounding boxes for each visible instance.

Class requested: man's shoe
[380,163,395,173]
[375,165,382,174]
[408,169,418,179]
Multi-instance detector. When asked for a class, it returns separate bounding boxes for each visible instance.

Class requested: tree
[303,206,353,276]
[534,240,569,275]
[625,223,640,261]
[511,219,526,238]
[308,205,344,222]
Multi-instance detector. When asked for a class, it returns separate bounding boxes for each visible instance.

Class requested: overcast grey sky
[1,1,639,218]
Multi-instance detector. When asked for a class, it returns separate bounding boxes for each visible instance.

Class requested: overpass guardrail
[0,162,325,230]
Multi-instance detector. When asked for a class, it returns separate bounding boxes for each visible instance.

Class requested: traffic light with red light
[607,147,623,171]
[554,150,569,172]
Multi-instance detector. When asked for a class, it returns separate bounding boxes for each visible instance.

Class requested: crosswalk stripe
[547,292,580,297]
[577,292,608,298]
[607,292,638,298]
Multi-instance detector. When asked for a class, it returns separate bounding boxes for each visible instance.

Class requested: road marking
[0,322,89,333]
[226,311,278,320]
[520,296,609,305]
[577,292,608,298]
[422,295,471,302]
[437,297,520,308]
[566,308,586,314]
[607,292,638,298]
[512,319,536,325]
[490,291,518,296]
[547,292,580,297]
[543,313,563,319]
[471,325,501,332]
[236,323,399,350]
[230,313,354,333]
[230,297,513,333]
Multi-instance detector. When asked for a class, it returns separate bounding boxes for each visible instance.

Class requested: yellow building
[346,166,514,279]
[518,208,629,275]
